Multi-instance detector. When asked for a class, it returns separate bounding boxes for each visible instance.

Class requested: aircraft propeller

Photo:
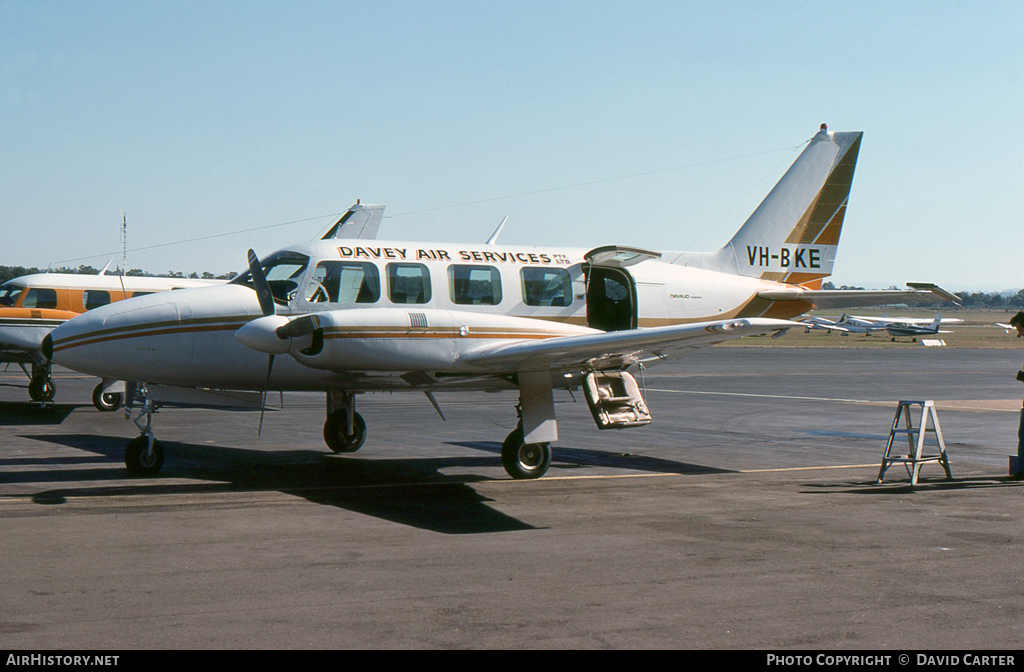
[246,249,280,435]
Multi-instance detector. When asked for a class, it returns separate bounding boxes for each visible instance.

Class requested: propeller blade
[258,354,274,436]
[247,249,276,317]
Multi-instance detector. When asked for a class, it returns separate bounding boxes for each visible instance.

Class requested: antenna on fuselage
[485,216,508,246]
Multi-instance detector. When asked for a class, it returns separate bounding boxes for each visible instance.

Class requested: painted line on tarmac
[645,388,1020,412]
[644,388,887,405]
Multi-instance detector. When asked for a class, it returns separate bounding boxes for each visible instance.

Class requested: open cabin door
[583,246,661,332]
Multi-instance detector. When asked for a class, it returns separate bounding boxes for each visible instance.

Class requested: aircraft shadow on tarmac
[10,433,733,533]
[447,440,733,476]
[10,433,536,534]
[0,401,80,425]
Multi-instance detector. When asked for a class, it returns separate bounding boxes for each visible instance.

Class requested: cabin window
[304,261,380,304]
[521,267,572,307]
[448,265,502,305]
[131,292,153,298]
[84,290,111,310]
[230,251,310,305]
[387,263,431,304]
[0,284,25,307]
[21,288,58,310]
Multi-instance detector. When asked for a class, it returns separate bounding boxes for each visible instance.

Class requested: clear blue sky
[2,1,1021,290]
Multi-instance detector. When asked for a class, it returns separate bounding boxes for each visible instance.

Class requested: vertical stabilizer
[320,203,386,240]
[677,126,862,287]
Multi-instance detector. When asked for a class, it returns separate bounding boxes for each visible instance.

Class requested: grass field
[724,308,1024,349]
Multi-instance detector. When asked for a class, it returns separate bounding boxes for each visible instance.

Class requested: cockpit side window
[0,284,25,307]
[230,251,310,305]
[21,288,58,310]
[304,261,380,304]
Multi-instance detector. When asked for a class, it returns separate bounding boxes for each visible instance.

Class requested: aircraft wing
[460,317,803,373]
[757,283,959,310]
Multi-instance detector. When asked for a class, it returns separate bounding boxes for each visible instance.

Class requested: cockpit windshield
[230,251,310,305]
[0,283,25,307]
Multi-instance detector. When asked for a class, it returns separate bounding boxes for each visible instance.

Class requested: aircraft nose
[49,292,182,379]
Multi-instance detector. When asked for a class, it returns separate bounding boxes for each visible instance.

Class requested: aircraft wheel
[323,410,367,453]
[124,436,164,477]
[28,378,55,402]
[501,425,552,480]
[92,384,123,412]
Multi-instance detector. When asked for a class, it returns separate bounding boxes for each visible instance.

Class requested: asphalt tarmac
[2,347,1023,649]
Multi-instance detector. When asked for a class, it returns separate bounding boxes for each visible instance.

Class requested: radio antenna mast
[119,212,128,299]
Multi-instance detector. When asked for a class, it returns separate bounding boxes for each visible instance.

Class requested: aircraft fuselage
[48,238,807,392]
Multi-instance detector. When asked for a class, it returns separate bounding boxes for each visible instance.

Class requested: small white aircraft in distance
[843,313,962,328]
[885,313,953,341]
[800,315,849,334]
[834,314,889,334]
[0,266,219,407]
[46,125,959,480]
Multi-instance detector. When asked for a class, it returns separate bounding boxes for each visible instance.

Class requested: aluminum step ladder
[877,400,952,486]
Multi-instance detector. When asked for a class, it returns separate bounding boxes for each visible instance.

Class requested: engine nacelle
[284,307,595,372]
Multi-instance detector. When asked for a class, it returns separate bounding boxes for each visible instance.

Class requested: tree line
[0,265,236,285]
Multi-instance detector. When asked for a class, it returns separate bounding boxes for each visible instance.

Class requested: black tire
[323,410,367,453]
[501,425,552,480]
[28,378,55,402]
[92,384,123,412]
[124,436,164,477]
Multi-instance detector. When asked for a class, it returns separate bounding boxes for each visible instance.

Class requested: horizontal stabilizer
[757,283,960,310]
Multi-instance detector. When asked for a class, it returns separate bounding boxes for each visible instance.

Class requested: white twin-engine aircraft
[46,125,956,480]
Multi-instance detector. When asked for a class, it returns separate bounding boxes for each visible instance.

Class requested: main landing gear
[501,422,552,480]
[91,383,123,412]
[321,391,553,479]
[323,391,367,453]
[26,362,55,403]
[23,362,124,411]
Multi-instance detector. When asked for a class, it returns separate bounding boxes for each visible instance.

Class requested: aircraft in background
[1,268,219,407]
[843,313,962,328]
[885,313,951,341]
[803,313,963,337]
[834,314,890,334]
[800,315,849,333]
[47,125,958,480]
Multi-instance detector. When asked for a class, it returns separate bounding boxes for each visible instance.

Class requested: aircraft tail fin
[320,202,385,240]
[930,313,943,331]
[677,125,863,287]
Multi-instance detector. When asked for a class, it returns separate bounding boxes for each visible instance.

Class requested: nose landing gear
[125,391,164,477]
